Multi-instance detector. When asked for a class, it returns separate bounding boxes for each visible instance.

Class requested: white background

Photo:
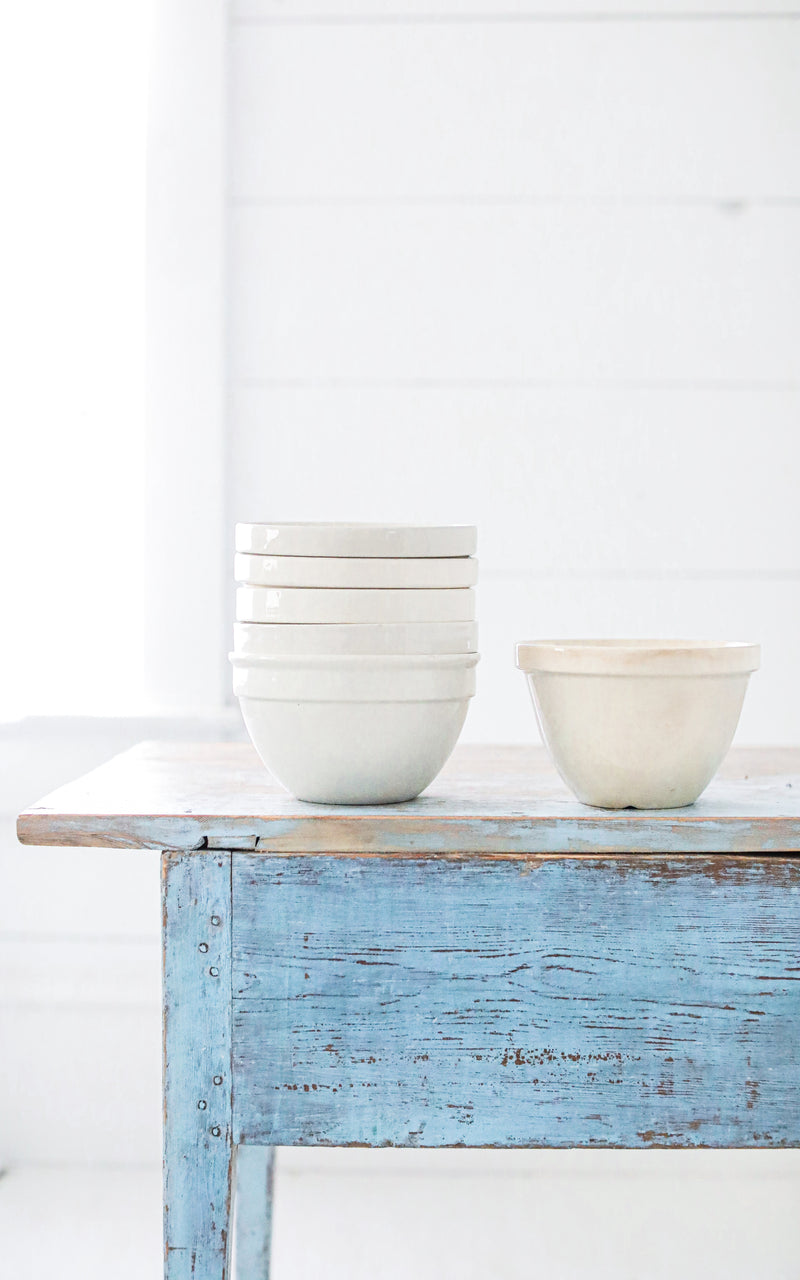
[2,0,799,1274]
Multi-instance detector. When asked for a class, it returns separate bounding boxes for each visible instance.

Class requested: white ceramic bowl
[233,620,479,657]
[232,652,479,804]
[234,552,478,590]
[236,585,476,625]
[235,522,477,559]
[516,639,760,810]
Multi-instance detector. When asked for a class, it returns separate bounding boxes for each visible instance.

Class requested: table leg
[234,1146,275,1279]
[163,851,234,1279]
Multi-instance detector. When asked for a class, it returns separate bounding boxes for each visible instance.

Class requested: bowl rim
[230,651,480,669]
[237,585,475,599]
[236,522,476,532]
[235,522,477,559]
[234,552,477,564]
[233,619,478,633]
[516,639,760,676]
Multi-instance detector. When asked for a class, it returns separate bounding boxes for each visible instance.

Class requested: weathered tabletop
[16,742,800,854]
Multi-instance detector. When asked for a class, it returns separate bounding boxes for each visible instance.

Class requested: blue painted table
[18,742,800,1278]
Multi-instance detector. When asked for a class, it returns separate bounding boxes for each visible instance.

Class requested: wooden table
[18,743,800,1279]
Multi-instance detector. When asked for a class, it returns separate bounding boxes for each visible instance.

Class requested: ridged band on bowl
[230,651,480,669]
[516,639,760,677]
[231,651,479,702]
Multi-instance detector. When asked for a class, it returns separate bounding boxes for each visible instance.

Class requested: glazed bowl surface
[237,697,471,805]
[232,619,478,657]
[516,639,760,809]
[235,522,476,559]
[231,651,478,702]
[232,652,478,805]
[236,585,475,625]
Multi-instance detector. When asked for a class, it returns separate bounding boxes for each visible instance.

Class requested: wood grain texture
[17,743,800,854]
[230,21,800,201]
[234,1146,274,1279]
[163,852,234,1279]
[231,854,800,1148]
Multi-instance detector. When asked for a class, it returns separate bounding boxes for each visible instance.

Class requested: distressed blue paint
[163,851,234,1279]
[231,855,800,1149]
[234,1146,274,1279]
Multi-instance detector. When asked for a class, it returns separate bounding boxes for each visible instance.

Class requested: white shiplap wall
[227,5,800,745]
[6,0,800,1237]
[222,5,800,1248]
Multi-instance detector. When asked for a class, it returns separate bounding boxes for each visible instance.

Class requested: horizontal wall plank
[233,2,800,19]
[232,855,800,1147]
[0,821,161,936]
[230,386,800,575]
[231,22,800,201]
[0,937,160,1006]
[230,206,800,382]
[0,1004,161,1163]
[277,1145,800,1175]
[469,575,800,745]
[269,1161,800,1280]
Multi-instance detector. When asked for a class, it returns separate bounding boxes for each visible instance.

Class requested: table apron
[230,853,800,1149]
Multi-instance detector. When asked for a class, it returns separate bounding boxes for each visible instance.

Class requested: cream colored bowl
[234,552,478,589]
[237,585,476,625]
[516,639,760,810]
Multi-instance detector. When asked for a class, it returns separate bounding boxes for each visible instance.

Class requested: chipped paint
[231,855,800,1149]
[163,852,235,1278]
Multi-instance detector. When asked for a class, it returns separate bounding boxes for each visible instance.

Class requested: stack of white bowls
[231,523,479,804]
